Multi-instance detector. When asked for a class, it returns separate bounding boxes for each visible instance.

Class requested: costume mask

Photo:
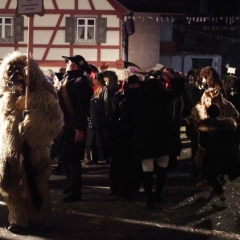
[7,63,26,96]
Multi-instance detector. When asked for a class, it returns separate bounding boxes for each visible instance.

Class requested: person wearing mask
[0,51,63,233]
[57,55,93,202]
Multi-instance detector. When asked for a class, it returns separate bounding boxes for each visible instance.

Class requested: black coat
[58,70,93,131]
[133,77,185,160]
[86,87,109,147]
[198,117,240,181]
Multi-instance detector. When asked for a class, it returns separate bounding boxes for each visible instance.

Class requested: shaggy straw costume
[0,51,63,230]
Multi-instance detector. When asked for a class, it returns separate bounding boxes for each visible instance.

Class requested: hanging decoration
[125,14,240,26]
[174,25,240,43]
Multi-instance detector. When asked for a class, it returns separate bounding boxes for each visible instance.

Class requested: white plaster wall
[53,31,69,45]
[47,48,69,60]
[8,0,16,9]
[78,0,91,10]
[55,0,74,10]
[32,48,45,60]
[101,49,119,61]
[73,49,98,61]
[43,0,54,9]
[0,47,15,58]
[92,0,114,10]
[22,30,28,44]
[103,31,119,46]
[34,15,60,27]
[34,30,53,44]
[17,47,27,54]
[57,49,71,59]
[23,16,28,27]
[0,0,8,9]
[60,14,69,27]
[102,15,119,27]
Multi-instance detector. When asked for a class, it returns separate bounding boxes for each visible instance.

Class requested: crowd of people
[0,51,240,233]
[47,56,240,211]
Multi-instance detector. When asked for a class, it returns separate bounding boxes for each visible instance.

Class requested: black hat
[128,75,141,84]
[62,55,91,74]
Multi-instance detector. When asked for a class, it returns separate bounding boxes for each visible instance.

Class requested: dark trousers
[58,126,84,188]
[207,175,224,196]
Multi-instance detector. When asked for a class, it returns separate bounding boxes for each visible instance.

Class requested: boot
[155,166,167,204]
[142,172,154,209]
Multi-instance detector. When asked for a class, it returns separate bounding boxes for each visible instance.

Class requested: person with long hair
[85,73,110,164]
[199,66,226,97]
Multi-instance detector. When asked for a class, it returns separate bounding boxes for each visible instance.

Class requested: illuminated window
[77,18,95,43]
[65,17,107,44]
[0,17,12,40]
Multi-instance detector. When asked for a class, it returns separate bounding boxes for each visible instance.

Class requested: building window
[77,18,95,43]
[0,17,13,41]
[65,17,107,44]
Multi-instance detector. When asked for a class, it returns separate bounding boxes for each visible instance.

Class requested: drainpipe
[181,52,186,74]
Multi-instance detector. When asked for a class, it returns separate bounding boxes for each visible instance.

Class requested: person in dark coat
[109,75,142,198]
[57,55,93,202]
[85,72,110,164]
[133,69,185,208]
[197,104,240,208]
[161,68,184,168]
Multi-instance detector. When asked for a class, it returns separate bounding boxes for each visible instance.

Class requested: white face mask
[202,78,206,83]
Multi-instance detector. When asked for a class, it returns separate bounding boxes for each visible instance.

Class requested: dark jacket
[58,70,93,131]
[133,77,185,160]
[198,117,240,181]
[86,87,109,147]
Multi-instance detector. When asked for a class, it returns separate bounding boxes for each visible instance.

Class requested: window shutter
[13,16,24,42]
[65,17,75,43]
[96,17,107,44]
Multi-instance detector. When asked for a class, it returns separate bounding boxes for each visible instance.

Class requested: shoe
[7,224,27,233]
[213,199,227,208]
[62,190,82,202]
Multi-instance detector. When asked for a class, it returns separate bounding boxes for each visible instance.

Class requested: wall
[128,12,161,69]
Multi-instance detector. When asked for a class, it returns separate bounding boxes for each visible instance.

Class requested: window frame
[76,17,96,44]
[65,16,107,44]
[0,16,13,42]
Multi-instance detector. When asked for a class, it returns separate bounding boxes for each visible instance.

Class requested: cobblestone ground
[0,128,240,240]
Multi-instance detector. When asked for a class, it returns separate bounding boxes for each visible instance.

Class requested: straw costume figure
[0,51,63,233]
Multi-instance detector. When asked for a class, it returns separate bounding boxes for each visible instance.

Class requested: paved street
[0,128,240,239]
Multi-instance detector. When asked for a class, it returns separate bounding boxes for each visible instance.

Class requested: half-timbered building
[0,0,127,74]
